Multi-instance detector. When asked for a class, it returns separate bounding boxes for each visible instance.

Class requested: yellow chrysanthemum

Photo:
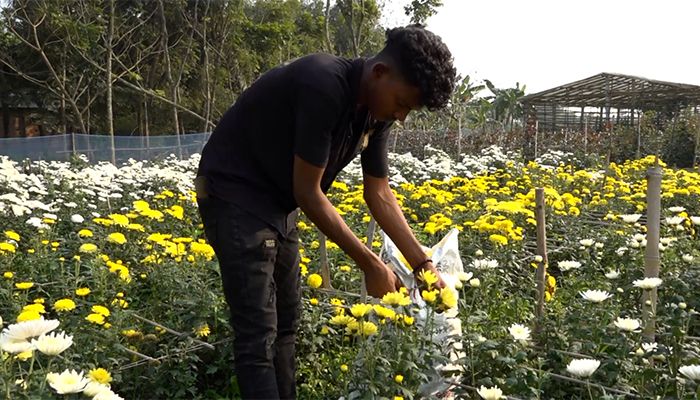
[16,310,41,322]
[195,324,211,338]
[4,231,20,241]
[15,282,34,290]
[106,232,127,245]
[306,273,322,288]
[85,313,106,325]
[88,368,113,384]
[350,303,373,318]
[421,289,438,303]
[54,298,76,312]
[108,214,129,226]
[381,291,411,307]
[418,269,439,286]
[79,243,98,253]
[75,287,91,297]
[439,288,458,309]
[91,305,110,317]
[22,303,46,314]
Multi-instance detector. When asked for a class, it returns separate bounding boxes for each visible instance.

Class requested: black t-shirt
[197,54,392,234]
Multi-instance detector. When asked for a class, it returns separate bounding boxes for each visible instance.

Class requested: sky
[381,0,700,94]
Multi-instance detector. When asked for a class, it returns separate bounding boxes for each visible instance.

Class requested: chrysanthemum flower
[79,243,98,253]
[508,323,531,341]
[106,233,127,245]
[557,260,581,271]
[350,303,373,318]
[381,291,411,307]
[306,273,322,288]
[566,358,600,378]
[679,365,700,381]
[439,287,458,309]
[46,369,90,394]
[2,317,60,341]
[633,277,662,290]
[75,287,91,297]
[477,385,504,399]
[15,282,34,290]
[32,331,73,356]
[88,368,113,384]
[53,299,76,312]
[614,317,641,332]
[579,289,613,303]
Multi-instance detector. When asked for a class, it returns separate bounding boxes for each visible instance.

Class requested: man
[195,25,456,399]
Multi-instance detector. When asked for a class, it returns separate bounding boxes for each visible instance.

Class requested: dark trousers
[197,195,301,399]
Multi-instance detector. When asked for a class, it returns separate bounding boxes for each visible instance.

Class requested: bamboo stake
[318,230,332,289]
[361,217,377,301]
[534,188,548,339]
[642,162,662,343]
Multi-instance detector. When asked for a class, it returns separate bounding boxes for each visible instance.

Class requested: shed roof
[520,73,700,109]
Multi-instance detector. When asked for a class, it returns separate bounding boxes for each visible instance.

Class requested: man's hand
[414,261,446,290]
[362,255,403,298]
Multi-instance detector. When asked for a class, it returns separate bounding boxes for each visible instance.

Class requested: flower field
[1,148,700,399]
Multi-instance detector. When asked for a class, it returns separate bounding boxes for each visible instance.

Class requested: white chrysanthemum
[477,385,505,400]
[70,214,84,223]
[93,390,125,400]
[2,318,60,341]
[557,260,581,271]
[579,239,594,247]
[508,323,531,341]
[682,254,694,263]
[46,369,89,394]
[633,233,646,242]
[668,206,686,213]
[665,216,684,225]
[614,317,641,332]
[457,271,473,282]
[31,331,73,356]
[620,214,642,223]
[690,216,700,226]
[0,334,34,353]
[605,270,620,279]
[566,358,600,378]
[470,259,499,269]
[679,365,700,381]
[641,342,657,353]
[83,381,113,397]
[633,277,663,290]
[615,247,628,256]
[580,289,612,303]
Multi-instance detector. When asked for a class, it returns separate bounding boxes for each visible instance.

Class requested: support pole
[534,188,548,338]
[642,162,662,343]
[318,230,333,289]
[361,217,378,301]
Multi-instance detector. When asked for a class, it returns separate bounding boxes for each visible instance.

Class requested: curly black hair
[380,24,456,111]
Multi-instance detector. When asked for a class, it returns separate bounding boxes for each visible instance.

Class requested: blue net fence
[0,133,211,164]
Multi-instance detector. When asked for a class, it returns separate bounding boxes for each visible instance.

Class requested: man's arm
[293,155,400,297]
[363,173,445,288]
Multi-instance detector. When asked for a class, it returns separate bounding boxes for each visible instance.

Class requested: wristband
[413,259,433,274]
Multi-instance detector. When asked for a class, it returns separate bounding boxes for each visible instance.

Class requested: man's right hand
[362,255,403,298]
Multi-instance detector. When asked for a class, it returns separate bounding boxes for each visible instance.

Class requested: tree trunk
[158,0,182,149]
[106,0,116,165]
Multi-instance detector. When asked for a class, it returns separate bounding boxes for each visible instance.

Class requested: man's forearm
[365,184,428,269]
[296,189,377,272]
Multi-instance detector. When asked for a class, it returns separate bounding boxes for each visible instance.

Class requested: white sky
[381,0,700,94]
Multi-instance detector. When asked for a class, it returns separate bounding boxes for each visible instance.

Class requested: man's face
[367,63,422,122]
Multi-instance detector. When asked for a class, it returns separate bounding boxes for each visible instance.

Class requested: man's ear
[371,62,391,79]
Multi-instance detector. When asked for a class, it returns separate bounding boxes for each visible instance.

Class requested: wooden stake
[534,188,548,337]
[318,230,332,289]
[643,164,662,343]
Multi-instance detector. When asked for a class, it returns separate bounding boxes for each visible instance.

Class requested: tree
[403,0,442,25]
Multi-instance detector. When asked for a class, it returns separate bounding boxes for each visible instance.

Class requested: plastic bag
[380,228,465,396]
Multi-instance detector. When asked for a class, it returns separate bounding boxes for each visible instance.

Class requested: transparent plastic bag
[380,228,465,396]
